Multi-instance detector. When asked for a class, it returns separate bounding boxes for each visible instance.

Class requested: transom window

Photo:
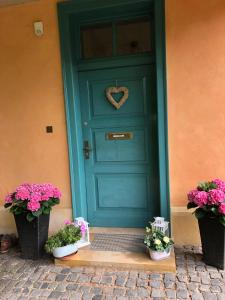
[81,18,152,60]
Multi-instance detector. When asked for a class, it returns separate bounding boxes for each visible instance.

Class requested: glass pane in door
[116,19,152,55]
[81,24,113,59]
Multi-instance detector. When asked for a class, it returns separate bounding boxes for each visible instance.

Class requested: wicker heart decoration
[106,86,129,110]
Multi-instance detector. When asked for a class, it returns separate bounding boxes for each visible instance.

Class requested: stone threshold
[55,228,176,273]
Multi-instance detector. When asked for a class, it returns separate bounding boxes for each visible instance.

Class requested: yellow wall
[0,0,71,208]
[0,0,225,244]
[0,0,73,232]
[166,0,225,207]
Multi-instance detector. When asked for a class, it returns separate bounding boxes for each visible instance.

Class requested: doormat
[90,233,146,253]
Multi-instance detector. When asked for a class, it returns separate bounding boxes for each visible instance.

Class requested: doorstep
[55,228,176,273]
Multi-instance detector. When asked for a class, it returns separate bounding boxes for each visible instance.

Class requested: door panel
[97,174,148,209]
[79,65,159,227]
[94,127,147,162]
[90,77,147,116]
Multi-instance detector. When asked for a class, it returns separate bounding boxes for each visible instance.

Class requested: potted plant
[4,183,61,259]
[187,179,225,269]
[45,221,83,258]
[144,225,174,260]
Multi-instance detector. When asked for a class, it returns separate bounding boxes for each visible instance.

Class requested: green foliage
[32,210,42,217]
[45,225,82,253]
[191,206,225,226]
[219,216,225,226]
[44,235,62,253]
[197,181,217,192]
[144,226,174,252]
[4,197,60,222]
[26,213,35,222]
[42,207,51,215]
[194,208,206,219]
[210,206,218,215]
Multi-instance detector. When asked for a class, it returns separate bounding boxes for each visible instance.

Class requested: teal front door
[58,0,170,228]
[79,64,159,227]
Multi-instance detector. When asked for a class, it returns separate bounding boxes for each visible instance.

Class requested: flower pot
[149,248,171,261]
[14,214,49,260]
[53,243,78,258]
[198,217,225,269]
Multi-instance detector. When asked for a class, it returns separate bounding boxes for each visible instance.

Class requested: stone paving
[0,246,225,299]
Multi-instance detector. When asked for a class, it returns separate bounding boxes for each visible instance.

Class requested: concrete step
[55,228,176,272]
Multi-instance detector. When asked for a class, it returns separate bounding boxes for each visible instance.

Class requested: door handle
[83,140,92,159]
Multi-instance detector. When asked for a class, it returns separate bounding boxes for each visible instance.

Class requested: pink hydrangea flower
[5,193,13,203]
[30,192,42,202]
[5,183,61,213]
[42,184,54,198]
[64,219,73,225]
[212,179,225,192]
[15,185,30,200]
[13,183,63,202]
[187,189,199,202]
[193,191,208,207]
[53,188,62,199]
[30,184,40,193]
[219,203,225,215]
[38,183,61,201]
[80,224,87,237]
[208,189,225,204]
[41,193,50,201]
[20,183,31,190]
[27,201,40,212]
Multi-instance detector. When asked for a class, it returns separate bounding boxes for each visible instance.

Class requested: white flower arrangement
[144,224,174,252]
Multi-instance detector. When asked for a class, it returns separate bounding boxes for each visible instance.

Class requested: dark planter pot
[14,214,50,260]
[198,217,225,269]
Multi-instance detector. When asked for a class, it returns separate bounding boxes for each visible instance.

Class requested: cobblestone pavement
[0,246,225,300]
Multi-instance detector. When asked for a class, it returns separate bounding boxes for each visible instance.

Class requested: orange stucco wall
[0,0,225,213]
[0,0,71,208]
[166,0,225,206]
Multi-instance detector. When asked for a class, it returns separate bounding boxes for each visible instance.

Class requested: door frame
[57,0,170,223]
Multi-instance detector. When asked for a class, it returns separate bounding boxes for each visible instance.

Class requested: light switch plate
[34,21,44,37]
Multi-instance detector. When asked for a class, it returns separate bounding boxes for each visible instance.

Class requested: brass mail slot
[106,132,133,140]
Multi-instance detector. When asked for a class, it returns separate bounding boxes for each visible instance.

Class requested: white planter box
[53,243,78,258]
[149,248,171,261]
[53,217,91,258]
